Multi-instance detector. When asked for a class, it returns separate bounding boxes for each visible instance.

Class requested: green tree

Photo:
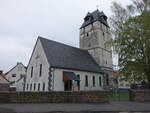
[110,0,150,87]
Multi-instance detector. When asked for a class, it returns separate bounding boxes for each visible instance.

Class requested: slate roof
[81,10,109,28]
[39,37,102,73]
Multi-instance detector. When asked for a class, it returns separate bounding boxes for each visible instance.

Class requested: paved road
[0,102,150,113]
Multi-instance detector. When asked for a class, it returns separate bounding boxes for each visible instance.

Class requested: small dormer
[84,13,93,22]
[99,11,107,21]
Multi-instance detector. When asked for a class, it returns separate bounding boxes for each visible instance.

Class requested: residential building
[6,62,26,91]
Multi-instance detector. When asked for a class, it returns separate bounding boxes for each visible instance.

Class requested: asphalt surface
[0,102,150,113]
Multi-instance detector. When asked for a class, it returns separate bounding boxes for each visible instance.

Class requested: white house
[25,10,113,92]
[6,63,26,91]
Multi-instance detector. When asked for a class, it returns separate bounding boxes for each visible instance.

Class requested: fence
[0,91,110,103]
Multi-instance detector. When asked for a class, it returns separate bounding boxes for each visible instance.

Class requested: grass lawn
[110,93,130,101]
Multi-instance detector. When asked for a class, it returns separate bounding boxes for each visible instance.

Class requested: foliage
[110,0,150,87]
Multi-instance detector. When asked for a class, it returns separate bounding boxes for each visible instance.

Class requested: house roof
[39,37,103,73]
[5,62,26,75]
[80,10,109,28]
[0,73,9,82]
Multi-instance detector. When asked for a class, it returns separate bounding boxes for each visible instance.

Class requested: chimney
[0,70,3,74]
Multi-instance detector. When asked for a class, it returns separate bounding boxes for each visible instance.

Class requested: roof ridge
[5,63,26,75]
[38,36,88,53]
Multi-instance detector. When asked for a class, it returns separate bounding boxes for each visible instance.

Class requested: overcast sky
[0,0,132,72]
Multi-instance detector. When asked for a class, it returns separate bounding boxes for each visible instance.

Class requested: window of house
[30,84,32,91]
[38,83,40,91]
[31,67,33,78]
[85,75,88,87]
[43,83,45,91]
[93,76,95,87]
[39,64,42,77]
[12,74,16,77]
[99,76,102,86]
[34,83,36,91]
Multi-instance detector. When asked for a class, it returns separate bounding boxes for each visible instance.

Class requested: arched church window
[38,83,40,91]
[93,76,95,87]
[106,74,109,85]
[43,83,45,91]
[30,83,32,91]
[77,74,80,90]
[34,83,36,91]
[85,75,88,87]
[99,76,102,86]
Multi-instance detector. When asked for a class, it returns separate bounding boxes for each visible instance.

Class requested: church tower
[80,10,113,88]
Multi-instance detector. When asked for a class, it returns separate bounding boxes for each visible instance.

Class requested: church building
[25,10,112,92]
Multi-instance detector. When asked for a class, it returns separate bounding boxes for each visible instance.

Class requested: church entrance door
[64,80,72,91]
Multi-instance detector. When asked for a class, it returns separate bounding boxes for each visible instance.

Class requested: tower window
[85,75,88,87]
